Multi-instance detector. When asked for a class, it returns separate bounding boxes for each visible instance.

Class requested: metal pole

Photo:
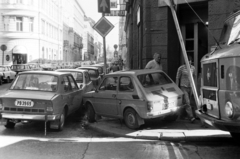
[2,51,4,65]
[102,13,107,74]
[168,0,200,107]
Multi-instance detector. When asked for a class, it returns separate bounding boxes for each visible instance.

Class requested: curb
[88,122,233,142]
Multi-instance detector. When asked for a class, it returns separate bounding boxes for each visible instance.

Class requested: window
[16,17,23,31]
[16,0,23,4]
[41,19,45,34]
[29,18,33,32]
[68,75,78,90]
[63,76,72,92]
[85,72,90,83]
[119,77,134,92]
[99,77,118,91]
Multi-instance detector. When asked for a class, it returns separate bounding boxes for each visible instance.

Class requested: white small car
[0,65,16,83]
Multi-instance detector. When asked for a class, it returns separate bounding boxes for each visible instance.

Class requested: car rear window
[137,72,172,87]
[10,74,58,92]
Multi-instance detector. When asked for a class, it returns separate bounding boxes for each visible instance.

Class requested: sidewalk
[87,117,232,142]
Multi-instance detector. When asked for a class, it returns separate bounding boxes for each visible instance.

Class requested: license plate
[15,100,34,107]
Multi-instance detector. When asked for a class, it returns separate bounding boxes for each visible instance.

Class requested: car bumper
[196,110,240,132]
[144,106,179,119]
[0,113,60,121]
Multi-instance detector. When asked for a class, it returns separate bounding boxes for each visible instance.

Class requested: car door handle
[112,94,116,98]
[119,100,122,104]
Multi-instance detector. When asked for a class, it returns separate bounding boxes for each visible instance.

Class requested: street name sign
[98,0,110,13]
[105,10,126,16]
[93,17,114,37]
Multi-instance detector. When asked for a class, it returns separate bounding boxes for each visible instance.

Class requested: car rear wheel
[86,103,96,123]
[163,113,179,122]
[57,109,66,131]
[0,77,2,85]
[5,120,16,129]
[124,108,140,129]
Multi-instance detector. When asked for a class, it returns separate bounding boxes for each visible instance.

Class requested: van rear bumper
[196,110,240,132]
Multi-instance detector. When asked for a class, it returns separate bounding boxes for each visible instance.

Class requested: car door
[62,76,74,114]
[93,76,118,116]
[68,75,82,111]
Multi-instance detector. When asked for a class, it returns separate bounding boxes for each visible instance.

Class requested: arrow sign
[98,0,110,13]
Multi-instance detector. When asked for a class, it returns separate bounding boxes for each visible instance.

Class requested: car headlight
[225,101,234,118]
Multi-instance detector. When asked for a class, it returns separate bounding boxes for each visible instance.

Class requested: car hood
[144,84,183,101]
[0,90,58,100]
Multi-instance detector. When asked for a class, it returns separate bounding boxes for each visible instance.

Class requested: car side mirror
[79,84,83,89]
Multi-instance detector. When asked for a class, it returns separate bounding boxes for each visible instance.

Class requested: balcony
[79,43,83,49]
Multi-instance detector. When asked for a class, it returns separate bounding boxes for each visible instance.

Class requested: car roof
[77,66,99,70]
[19,71,70,76]
[107,69,164,76]
[12,64,30,66]
[55,69,88,73]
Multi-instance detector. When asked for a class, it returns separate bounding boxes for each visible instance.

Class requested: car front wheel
[124,108,140,129]
[7,77,10,83]
[86,103,96,123]
[5,120,16,129]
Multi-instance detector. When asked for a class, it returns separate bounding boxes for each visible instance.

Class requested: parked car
[85,64,105,79]
[0,72,3,85]
[77,66,101,88]
[0,71,83,131]
[0,65,16,83]
[28,63,43,71]
[83,69,183,129]
[56,68,94,94]
[10,64,31,75]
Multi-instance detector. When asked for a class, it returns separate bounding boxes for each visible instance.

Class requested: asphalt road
[1,82,240,159]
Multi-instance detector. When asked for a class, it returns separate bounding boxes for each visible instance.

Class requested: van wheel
[57,109,66,131]
[230,132,240,140]
[124,108,140,129]
[5,120,16,129]
[86,103,96,123]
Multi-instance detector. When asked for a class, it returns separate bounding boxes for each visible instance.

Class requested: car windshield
[137,72,172,87]
[80,68,99,78]
[10,74,58,92]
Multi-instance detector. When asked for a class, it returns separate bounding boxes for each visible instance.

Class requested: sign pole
[168,0,200,107]
[102,13,107,74]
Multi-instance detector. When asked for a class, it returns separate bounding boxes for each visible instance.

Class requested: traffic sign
[98,0,110,13]
[93,17,114,37]
[105,10,126,16]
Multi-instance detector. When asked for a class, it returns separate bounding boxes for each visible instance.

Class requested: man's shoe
[190,117,196,123]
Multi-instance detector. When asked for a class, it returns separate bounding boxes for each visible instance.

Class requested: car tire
[57,108,66,131]
[124,108,140,129]
[0,77,2,85]
[86,103,96,123]
[163,113,179,122]
[230,132,240,140]
[7,77,10,83]
[5,120,16,129]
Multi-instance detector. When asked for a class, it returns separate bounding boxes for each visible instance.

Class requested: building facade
[124,0,240,81]
[0,0,85,65]
[0,0,63,65]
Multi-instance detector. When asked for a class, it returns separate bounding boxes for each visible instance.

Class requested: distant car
[0,65,16,83]
[10,64,31,75]
[83,69,183,129]
[0,71,83,131]
[55,68,94,94]
[77,66,101,88]
[28,63,43,71]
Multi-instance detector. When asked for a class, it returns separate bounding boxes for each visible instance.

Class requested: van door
[201,60,219,118]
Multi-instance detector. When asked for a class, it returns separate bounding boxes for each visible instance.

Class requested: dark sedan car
[77,66,101,88]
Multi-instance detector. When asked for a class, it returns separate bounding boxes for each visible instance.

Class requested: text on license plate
[15,100,34,107]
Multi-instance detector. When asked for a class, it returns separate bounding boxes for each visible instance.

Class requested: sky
[79,0,120,51]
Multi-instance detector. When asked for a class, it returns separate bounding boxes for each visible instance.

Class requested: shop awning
[12,45,27,54]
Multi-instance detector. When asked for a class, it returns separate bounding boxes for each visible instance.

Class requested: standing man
[176,55,196,123]
[145,52,163,70]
